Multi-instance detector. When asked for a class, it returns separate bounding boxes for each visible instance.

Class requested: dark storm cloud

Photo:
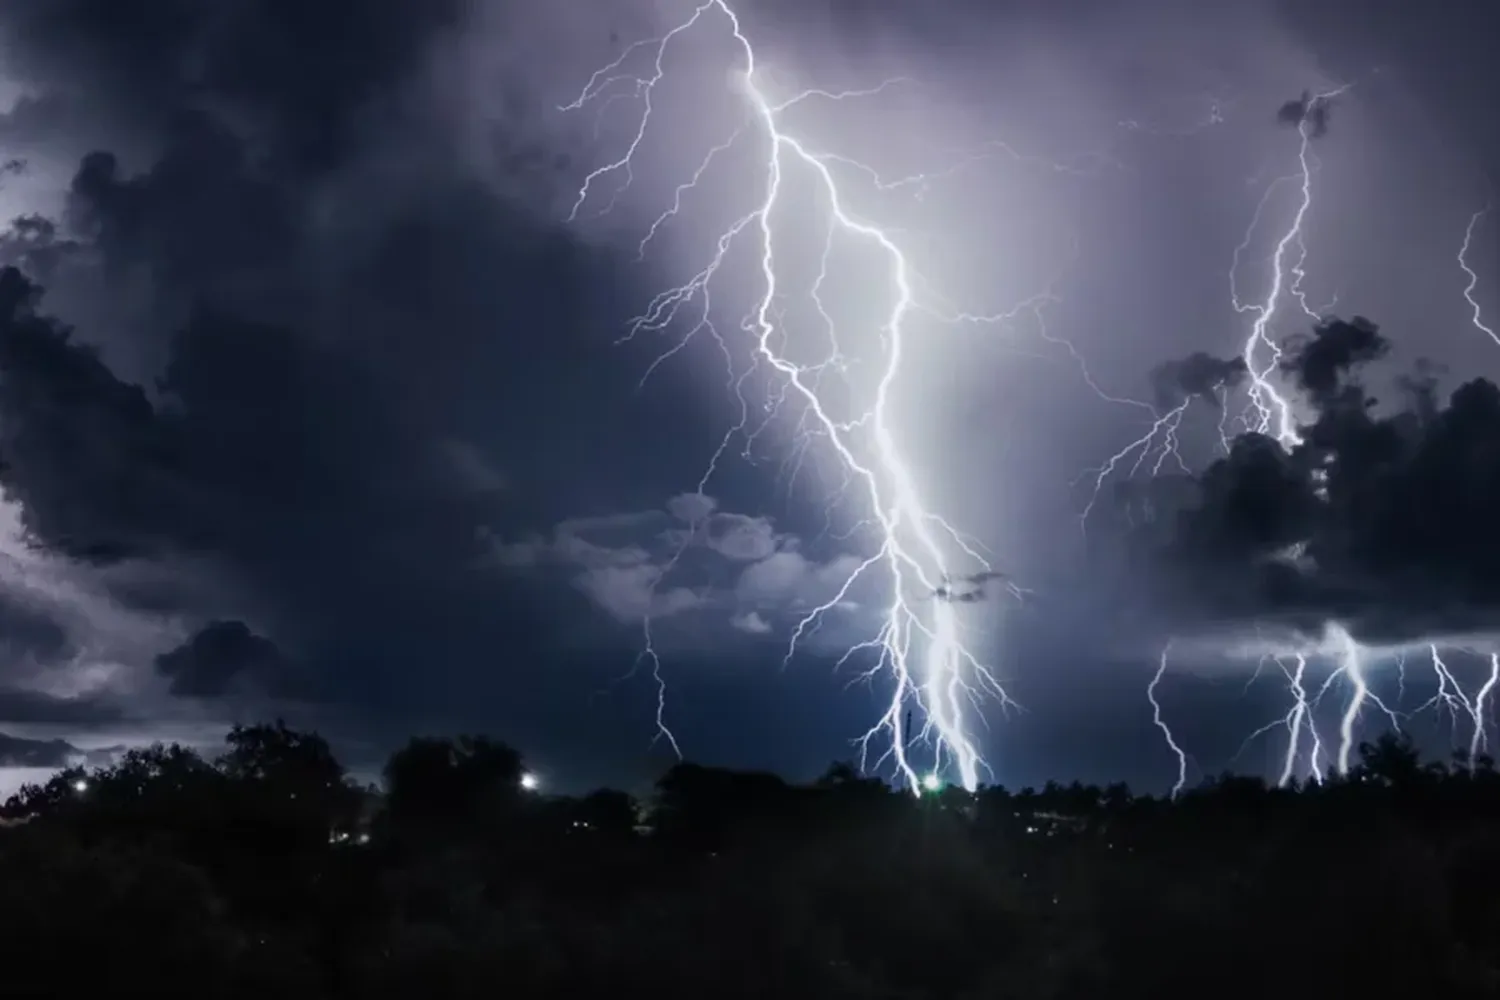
[154,620,297,700]
[1275,89,1330,138]
[1123,317,1500,644]
[0,0,464,167]
[0,262,530,695]
[0,731,87,767]
[0,95,66,147]
[65,136,298,308]
[0,0,637,747]
[1147,351,1249,411]
[0,0,484,345]
[0,688,122,727]
[1282,314,1388,404]
[0,595,71,662]
[0,0,541,364]
[0,214,81,283]
[0,266,170,563]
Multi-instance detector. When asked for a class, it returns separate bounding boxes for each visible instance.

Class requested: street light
[72,779,88,793]
[519,772,540,792]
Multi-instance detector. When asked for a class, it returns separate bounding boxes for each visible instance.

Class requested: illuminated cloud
[489,493,866,641]
[1118,318,1500,647]
[0,0,1495,795]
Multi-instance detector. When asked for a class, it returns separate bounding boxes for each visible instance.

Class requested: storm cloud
[1121,317,1500,646]
[153,620,299,701]
[0,0,642,760]
[1148,351,1250,412]
[0,0,1494,793]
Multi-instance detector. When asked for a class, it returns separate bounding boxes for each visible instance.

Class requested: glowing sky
[0,0,1496,794]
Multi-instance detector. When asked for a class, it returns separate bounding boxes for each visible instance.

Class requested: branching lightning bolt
[1081,86,1349,630]
[1204,102,1500,783]
[1112,85,1351,790]
[1232,651,1323,788]
[1173,625,1499,791]
[563,0,1053,794]
[1414,646,1500,766]
[1213,625,1395,787]
[1458,205,1496,347]
[567,20,1490,796]
[1231,85,1350,449]
[1141,82,1500,789]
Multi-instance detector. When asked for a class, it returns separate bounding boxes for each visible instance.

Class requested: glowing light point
[519,772,540,792]
[921,772,942,792]
[71,779,87,793]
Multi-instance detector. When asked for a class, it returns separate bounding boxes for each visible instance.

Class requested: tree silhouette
[383,735,527,834]
[218,721,363,849]
[0,718,1497,997]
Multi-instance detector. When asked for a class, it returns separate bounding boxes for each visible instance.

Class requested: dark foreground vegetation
[4,724,1500,998]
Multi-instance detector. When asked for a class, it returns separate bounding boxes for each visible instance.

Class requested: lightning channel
[1231,653,1323,788]
[1230,85,1350,449]
[1143,85,1418,790]
[1170,625,1498,790]
[1473,654,1500,763]
[1458,205,1497,346]
[563,0,1049,793]
[1148,643,1188,798]
[1415,645,1499,766]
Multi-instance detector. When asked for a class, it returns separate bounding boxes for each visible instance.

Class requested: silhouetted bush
[2,729,1498,998]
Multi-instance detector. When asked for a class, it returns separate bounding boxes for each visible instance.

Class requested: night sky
[0,0,1497,798]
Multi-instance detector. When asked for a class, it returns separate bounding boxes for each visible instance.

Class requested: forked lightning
[563,0,1041,793]
[1146,88,1499,793]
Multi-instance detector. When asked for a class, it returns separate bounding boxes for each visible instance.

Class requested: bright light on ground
[72,779,88,793]
[921,773,943,792]
[519,772,540,792]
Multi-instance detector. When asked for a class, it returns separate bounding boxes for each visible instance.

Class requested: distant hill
[0,732,123,769]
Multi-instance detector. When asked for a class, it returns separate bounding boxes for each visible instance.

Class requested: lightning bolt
[1152,93,1500,786]
[1280,653,1322,784]
[1076,382,1244,531]
[1231,652,1323,788]
[1288,207,1500,770]
[1165,625,1498,790]
[563,0,1056,794]
[1321,623,1397,776]
[1458,205,1496,346]
[1143,84,1413,790]
[1414,646,1500,766]
[1472,653,1500,763]
[1075,88,1335,529]
[1148,644,1187,797]
[1230,85,1351,449]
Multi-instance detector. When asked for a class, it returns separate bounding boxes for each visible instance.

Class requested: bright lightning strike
[1141,81,1500,790]
[1231,84,1351,449]
[1231,650,1324,789]
[1161,625,1500,792]
[1077,388,1234,531]
[1458,205,1496,347]
[1148,643,1187,797]
[563,0,1043,794]
[1415,646,1500,766]
[1077,89,1352,533]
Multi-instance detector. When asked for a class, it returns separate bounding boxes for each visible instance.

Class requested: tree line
[2,721,1498,998]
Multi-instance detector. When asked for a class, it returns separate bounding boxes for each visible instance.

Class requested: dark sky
[0,0,1497,797]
